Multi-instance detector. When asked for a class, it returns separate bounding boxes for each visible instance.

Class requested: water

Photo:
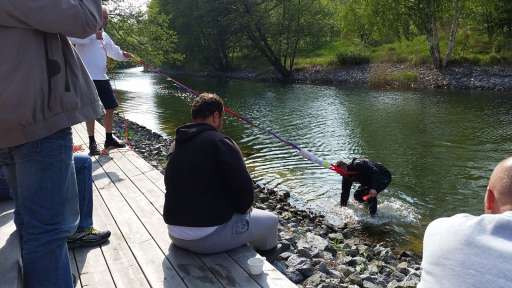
[111,67,512,251]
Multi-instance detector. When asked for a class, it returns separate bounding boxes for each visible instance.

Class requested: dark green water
[112,67,511,251]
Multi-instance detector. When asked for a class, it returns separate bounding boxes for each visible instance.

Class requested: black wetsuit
[340,158,392,216]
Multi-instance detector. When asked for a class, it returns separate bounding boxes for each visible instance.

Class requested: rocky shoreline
[163,63,512,91]
[112,114,422,288]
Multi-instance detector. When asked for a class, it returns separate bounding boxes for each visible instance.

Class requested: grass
[293,33,512,69]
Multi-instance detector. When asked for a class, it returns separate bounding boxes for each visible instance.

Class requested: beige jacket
[0,0,104,148]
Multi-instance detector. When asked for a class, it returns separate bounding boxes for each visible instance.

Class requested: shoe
[104,138,126,150]
[68,227,111,249]
[88,142,100,156]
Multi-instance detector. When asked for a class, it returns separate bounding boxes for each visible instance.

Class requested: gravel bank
[111,114,422,288]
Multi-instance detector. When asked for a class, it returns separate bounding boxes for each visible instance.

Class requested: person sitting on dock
[335,158,392,216]
[1,151,111,249]
[418,157,512,288]
[67,151,111,249]
[69,6,133,155]
[163,93,279,254]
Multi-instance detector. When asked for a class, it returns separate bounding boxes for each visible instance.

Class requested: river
[111,67,511,251]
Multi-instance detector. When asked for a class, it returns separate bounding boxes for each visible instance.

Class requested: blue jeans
[73,154,93,230]
[0,128,79,288]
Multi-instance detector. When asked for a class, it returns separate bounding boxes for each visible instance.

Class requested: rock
[397,262,409,274]
[368,262,381,274]
[328,233,344,242]
[345,257,367,267]
[387,280,418,288]
[336,264,356,277]
[279,252,293,260]
[302,272,327,287]
[318,262,329,274]
[328,269,343,279]
[285,269,304,284]
[347,273,363,286]
[286,255,314,278]
[346,246,359,257]
[391,272,406,282]
[312,259,324,267]
[296,232,329,258]
[271,260,287,274]
[361,274,379,284]
[363,280,382,288]
[399,251,415,259]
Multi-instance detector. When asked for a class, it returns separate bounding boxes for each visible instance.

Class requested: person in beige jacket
[0,1,103,287]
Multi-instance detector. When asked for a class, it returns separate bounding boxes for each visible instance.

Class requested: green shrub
[482,53,503,65]
[369,70,418,89]
[335,51,370,65]
[390,71,418,83]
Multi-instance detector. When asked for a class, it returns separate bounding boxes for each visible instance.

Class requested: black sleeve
[340,177,353,206]
[354,160,380,190]
[217,137,254,213]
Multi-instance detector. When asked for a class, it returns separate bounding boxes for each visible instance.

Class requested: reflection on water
[112,67,511,251]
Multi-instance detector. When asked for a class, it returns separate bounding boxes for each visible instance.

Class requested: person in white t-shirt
[69,6,133,155]
[418,157,512,288]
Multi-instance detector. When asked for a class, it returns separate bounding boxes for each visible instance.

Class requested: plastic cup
[247,257,265,275]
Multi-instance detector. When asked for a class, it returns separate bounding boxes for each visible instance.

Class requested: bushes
[369,70,419,89]
[335,50,370,65]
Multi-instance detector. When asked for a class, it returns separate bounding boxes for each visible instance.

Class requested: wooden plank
[201,253,261,288]
[105,150,263,288]
[144,169,166,193]
[228,246,296,288]
[90,187,151,288]
[72,238,116,288]
[0,201,20,288]
[92,157,187,288]
[73,122,296,287]
[130,174,165,212]
[98,155,224,288]
[70,250,83,288]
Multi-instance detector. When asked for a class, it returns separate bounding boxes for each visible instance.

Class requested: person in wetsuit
[336,158,392,216]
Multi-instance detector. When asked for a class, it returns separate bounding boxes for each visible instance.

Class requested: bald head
[485,157,512,214]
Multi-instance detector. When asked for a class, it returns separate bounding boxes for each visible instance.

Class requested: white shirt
[418,211,512,288]
[168,225,219,241]
[68,32,127,80]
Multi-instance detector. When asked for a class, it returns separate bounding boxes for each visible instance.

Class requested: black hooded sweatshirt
[163,123,254,227]
[340,158,391,206]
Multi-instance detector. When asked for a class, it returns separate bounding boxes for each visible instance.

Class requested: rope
[135,58,354,177]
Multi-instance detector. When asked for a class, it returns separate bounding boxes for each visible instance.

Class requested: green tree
[234,0,334,79]
[106,0,182,66]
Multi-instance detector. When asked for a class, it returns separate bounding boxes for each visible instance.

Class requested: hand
[123,51,133,59]
[95,31,103,40]
[73,145,84,153]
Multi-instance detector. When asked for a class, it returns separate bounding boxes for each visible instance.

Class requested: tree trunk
[426,13,442,69]
[442,0,461,68]
[240,0,292,79]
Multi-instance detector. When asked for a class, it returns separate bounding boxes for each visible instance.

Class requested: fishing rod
[133,57,354,177]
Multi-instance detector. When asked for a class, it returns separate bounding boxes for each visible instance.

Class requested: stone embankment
[112,114,422,288]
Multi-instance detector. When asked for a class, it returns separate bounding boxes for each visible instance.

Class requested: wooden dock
[0,122,296,288]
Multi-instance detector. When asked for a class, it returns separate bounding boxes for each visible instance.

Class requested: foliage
[107,0,512,74]
[106,0,182,66]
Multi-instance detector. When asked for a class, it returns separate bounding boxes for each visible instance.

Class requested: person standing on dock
[418,157,512,288]
[336,158,392,216]
[69,6,133,155]
[0,1,104,287]
[163,93,279,254]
